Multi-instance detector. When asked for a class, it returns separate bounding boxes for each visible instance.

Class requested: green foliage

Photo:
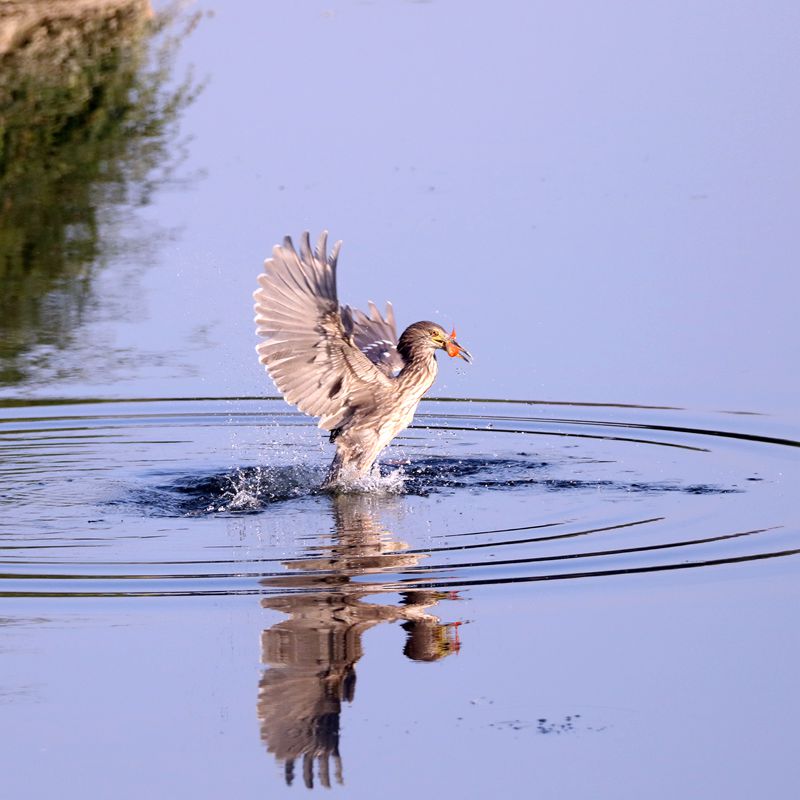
[0,1,201,385]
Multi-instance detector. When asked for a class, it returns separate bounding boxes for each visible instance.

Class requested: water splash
[135,464,322,516]
[324,463,408,496]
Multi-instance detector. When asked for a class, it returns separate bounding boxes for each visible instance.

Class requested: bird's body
[253,232,471,487]
[325,331,440,480]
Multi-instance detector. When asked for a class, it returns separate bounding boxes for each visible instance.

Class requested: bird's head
[399,322,472,363]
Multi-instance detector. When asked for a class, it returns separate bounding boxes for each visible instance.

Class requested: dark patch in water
[123,456,739,517]
[395,456,548,491]
[125,465,324,517]
[398,457,738,496]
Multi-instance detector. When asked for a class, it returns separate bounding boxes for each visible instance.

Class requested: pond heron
[254,231,471,486]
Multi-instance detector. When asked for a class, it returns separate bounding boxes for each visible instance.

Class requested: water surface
[2,397,798,795]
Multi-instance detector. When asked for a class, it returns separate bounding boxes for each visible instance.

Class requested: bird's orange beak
[445,328,472,363]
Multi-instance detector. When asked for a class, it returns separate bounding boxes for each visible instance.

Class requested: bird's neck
[397,351,438,397]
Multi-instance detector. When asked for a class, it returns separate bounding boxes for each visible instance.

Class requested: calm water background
[3,0,798,413]
[1,1,799,798]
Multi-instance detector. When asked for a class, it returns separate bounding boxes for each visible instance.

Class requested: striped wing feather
[253,231,393,431]
[341,300,404,376]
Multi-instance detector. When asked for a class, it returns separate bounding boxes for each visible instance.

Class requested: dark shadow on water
[131,456,739,517]
[257,493,462,789]
[141,458,742,516]
[398,457,740,496]
[0,0,201,386]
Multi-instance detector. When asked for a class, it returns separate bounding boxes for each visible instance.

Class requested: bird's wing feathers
[254,231,393,431]
[341,300,404,376]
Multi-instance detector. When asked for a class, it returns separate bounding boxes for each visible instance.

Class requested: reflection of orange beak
[445,328,472,363]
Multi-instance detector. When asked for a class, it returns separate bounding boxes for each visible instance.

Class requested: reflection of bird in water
[257,493,461,789]
[253,231,471,486]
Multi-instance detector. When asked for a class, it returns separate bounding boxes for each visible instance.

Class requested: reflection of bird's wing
[254,231,393,431]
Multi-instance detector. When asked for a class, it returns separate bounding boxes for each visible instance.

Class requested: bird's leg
[322,434,386,489]
[323,450,346,489]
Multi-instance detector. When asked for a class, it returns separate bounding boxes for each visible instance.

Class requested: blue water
[2,396,799,797]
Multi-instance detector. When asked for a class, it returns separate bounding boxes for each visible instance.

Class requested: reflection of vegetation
[258,494,462,789]
[0,0,201,385]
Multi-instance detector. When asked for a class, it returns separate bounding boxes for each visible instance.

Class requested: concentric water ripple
[0,397,796,598]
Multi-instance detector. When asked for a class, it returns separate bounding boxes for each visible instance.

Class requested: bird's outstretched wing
[254,231,393,431]
[341,301,404,376]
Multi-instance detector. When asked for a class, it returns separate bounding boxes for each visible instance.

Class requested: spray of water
[203,463,408,512]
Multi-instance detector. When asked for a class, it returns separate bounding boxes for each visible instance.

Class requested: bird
[253,231,471,487]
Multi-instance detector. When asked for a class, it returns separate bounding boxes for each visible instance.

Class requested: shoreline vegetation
[0,0,200,385]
